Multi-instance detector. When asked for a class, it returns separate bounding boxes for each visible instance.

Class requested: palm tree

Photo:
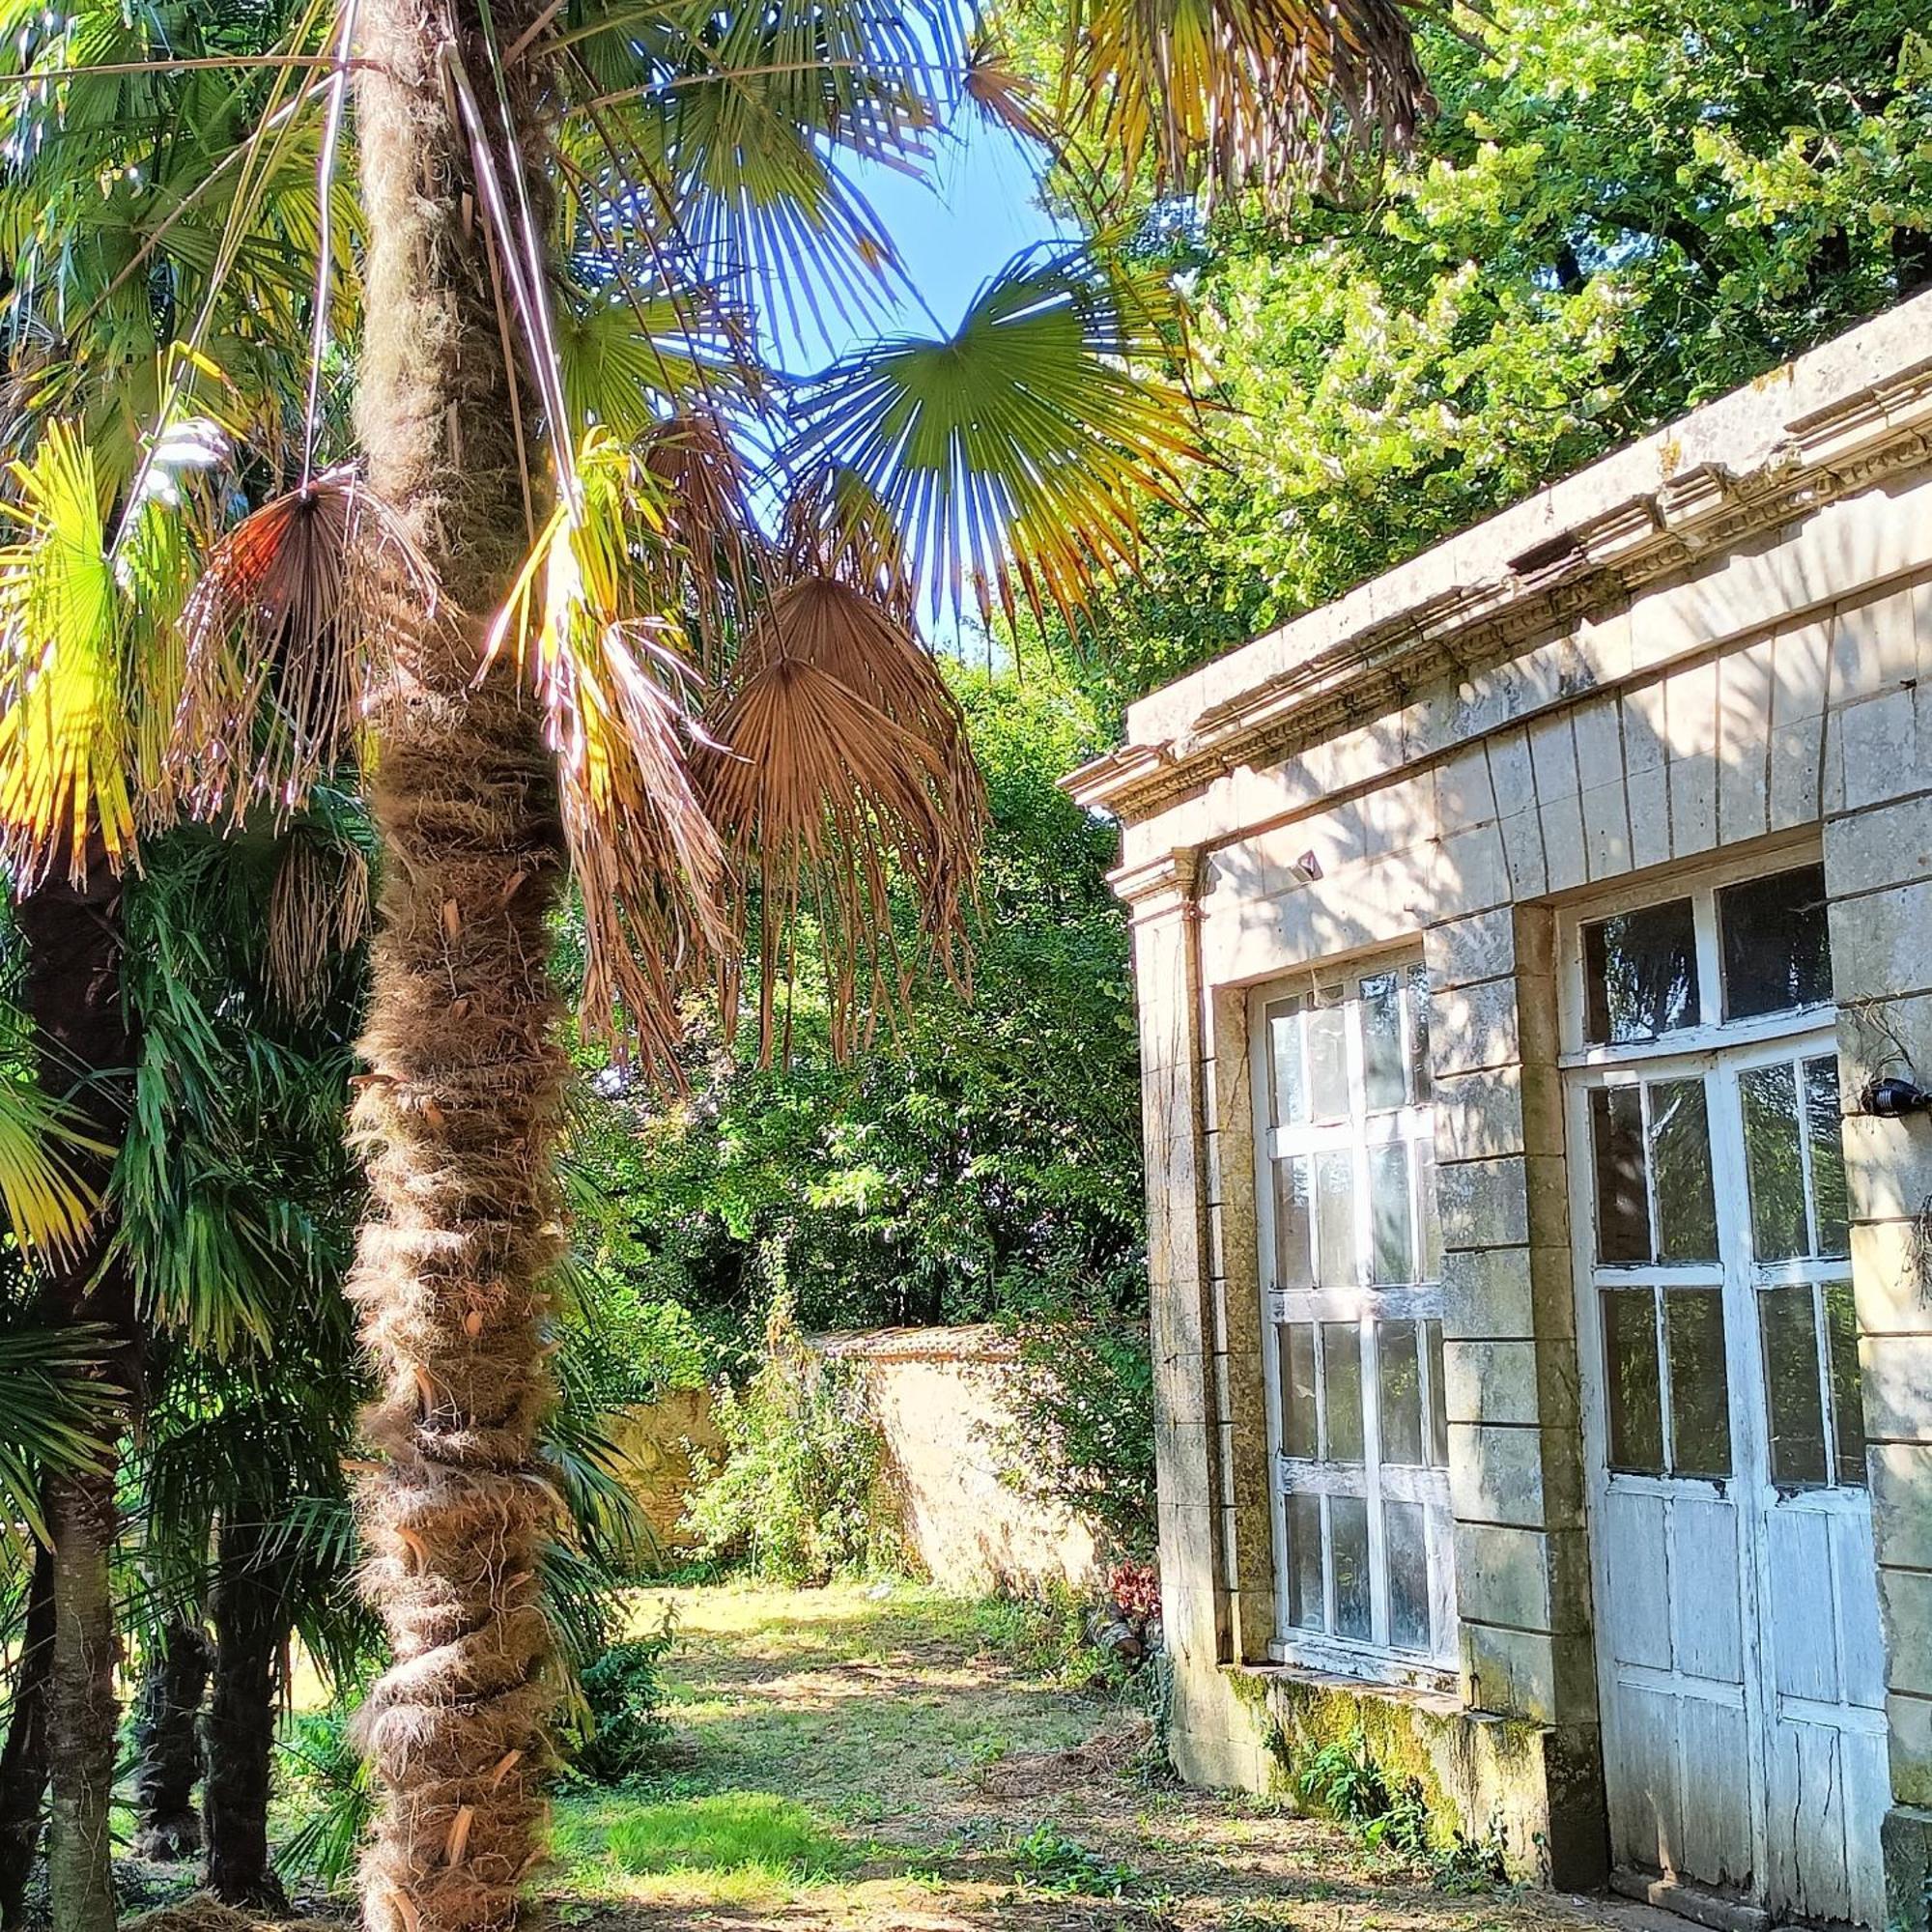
[9,4,1426,1929]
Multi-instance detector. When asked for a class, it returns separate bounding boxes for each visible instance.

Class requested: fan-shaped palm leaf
[701,575,983,1061]
[0,1318,120,1545]
[783,249,1208,627]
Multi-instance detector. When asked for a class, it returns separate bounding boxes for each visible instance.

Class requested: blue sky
[778,107,1075,371]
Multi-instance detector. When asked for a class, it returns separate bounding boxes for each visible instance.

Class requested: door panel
[1573,1031,1888,1927]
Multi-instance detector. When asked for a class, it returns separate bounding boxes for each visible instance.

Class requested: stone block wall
[1084,293,1932,1923]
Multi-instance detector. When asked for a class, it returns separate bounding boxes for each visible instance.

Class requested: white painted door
[1564,865,1888,1928]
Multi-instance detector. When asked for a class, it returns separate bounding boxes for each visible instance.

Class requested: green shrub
[275,1705,374,1891]
[1011,1822,1143,1898]
[683,1296,902,1584]
[570,1618,676,1784]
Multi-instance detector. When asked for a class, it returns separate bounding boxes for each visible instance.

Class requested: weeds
[1293,1729,1509,1892]
[1011,1821,1145,1898]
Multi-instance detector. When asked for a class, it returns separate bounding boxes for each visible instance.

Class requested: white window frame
[1249,957,1456,1690]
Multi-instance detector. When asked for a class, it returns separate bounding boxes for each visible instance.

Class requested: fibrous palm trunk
[203,1522,292,1911]
[16,860,138,1932]
[131,1617,213,1861]
[349,9,568,1932]
[0,1543,56,1928]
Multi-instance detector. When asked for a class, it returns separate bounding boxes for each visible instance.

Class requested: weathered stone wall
[821,1326,1107,1598]
[1072,289,1932,1914]
[614,1332,1106,1597]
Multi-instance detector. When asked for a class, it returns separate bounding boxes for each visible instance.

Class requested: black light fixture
[1861,1075,1932,1119]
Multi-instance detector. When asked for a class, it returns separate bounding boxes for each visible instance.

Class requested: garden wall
[611,1327,1105,1595]
[820,1325,1106,1597]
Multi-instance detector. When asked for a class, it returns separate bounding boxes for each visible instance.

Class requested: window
[1570,858,1866,1497]
[1254,961,1454,1679]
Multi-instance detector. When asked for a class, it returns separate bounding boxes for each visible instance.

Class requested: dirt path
[550,1581,1628,1932]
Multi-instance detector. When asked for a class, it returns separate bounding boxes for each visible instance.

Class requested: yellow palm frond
[0,420,135,884]
[489,427,729,1066]
[0,1075,105,1262]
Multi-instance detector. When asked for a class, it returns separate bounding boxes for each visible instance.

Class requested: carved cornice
[1065,333,1932,826]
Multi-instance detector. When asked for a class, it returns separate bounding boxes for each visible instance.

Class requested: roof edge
[1066,291,1932,823]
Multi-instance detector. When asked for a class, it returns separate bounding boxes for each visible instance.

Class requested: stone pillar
[1821,582,1932,1932]
[1117,852,1231,1763]
[1424,899,1607,1888]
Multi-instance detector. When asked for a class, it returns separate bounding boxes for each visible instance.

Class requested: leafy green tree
[1068,0,1932,712]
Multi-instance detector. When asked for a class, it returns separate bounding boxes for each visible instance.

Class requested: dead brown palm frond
[266,829,370,1012]
[171,467,437,820]
[639,412,771,656]
[485,426,730,1065]
[701,575,984,1063]
[960,35,1055,150]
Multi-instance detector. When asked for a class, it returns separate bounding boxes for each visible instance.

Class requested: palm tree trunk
[350,10,567,1932]
[0,1542,56,1928]
[130,1618,212,1861]
[203,1522,291,1912]
[16,858,138,1932]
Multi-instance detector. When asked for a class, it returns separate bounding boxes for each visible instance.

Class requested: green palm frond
[782,249,1208,627]
[0,1075,105,1262]
[0,1318,119,1545]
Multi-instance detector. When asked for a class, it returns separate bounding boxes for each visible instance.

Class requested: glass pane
[1650,1079,1719,1264]
[1322,1321,1365,1463]
[1279,1322,1319,1459]
[1826,1281,1865,1489]
[1369,1142,1414,1286]
[1760,1282,1829,1488]
[1307,992,1350,1122]
[1742,1063,1808,1262]
[1266,999,1306,1128]
[1315,1151,1357,1288]
[1664,1289,1731,1478]
[1330,1495,1373,1641]
[1719,865,1831,1021]
[1361,971,1406,1112]
[1406,963,1433,1105]
[1378,1318,1425,1465]
[1583,897,1699,1044]
[1425,1319,1449,1466]
[1417,1139,1442,1282]
[1806,1058,1850,1259]
[1272,1156,1314,1288]
[1384,1499,1432,1655]
[1591,1085,1651,1264]
[1286,1492,1325,1631]
[1604,1290,1664,1473]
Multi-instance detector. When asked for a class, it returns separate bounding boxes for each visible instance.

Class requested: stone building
[1067,292,1932,1931]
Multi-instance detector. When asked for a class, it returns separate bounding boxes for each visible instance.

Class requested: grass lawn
[548,1578,1624,1932]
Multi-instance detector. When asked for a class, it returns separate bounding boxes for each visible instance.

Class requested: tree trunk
[130,1618,212,1861]
[203,1522,291,1911]
[349,10,568,1932]
[15,860,138,1932]
[0,1542,56,1927]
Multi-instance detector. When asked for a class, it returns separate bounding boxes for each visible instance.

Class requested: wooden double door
[1570,1024,1886,1927]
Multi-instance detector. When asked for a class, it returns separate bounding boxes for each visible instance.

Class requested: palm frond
[0,1318,119,1546]
[1061,0,1427,209]
[782,249,1208,628]
[487,427,729,1065]
[701,576,984,1062]
[0,1076,105,1262]
[171,467,437,820]
[0,420,133,884]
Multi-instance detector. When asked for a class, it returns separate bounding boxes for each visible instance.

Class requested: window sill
[1234,1654,1460,1713]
